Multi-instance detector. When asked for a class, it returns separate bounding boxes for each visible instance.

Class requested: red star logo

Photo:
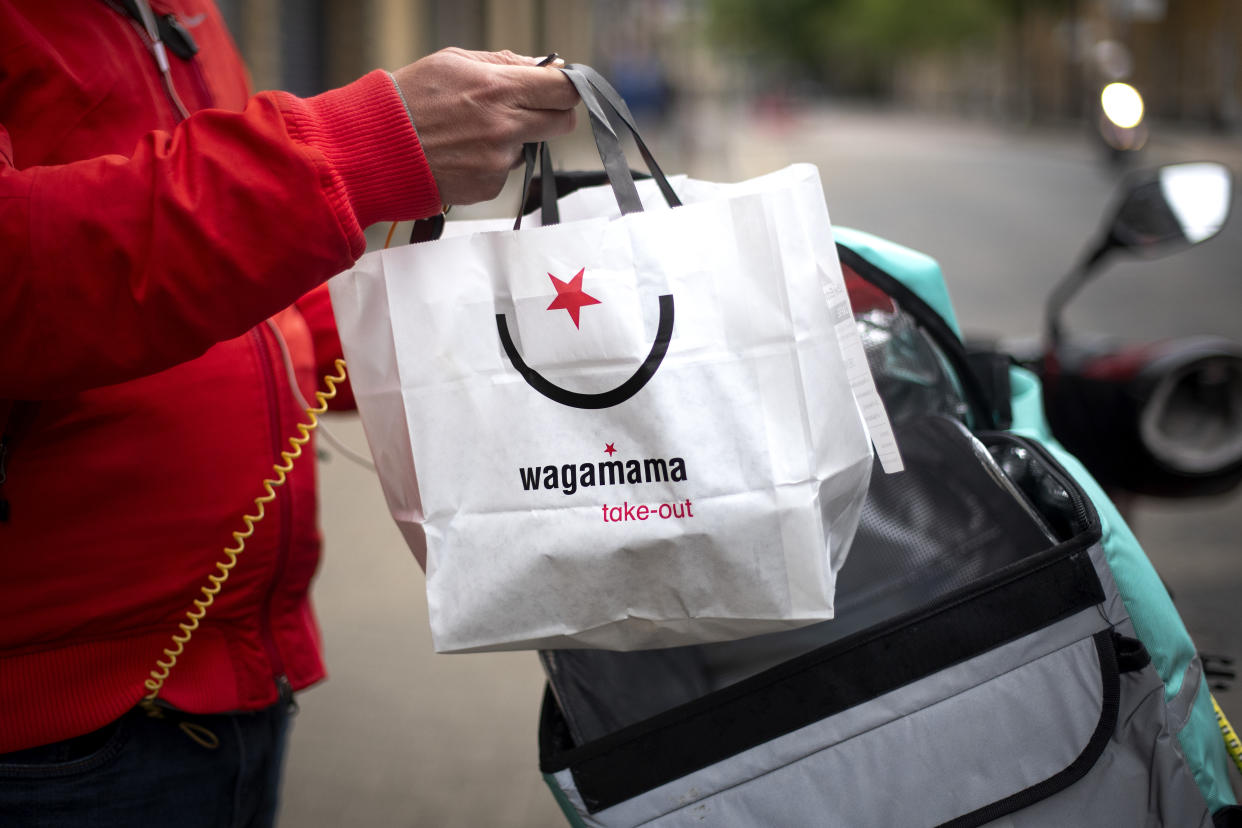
[546,268,601,329]
[604,443,617,456]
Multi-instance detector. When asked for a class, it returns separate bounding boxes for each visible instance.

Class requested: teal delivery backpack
[536,229,1241,827]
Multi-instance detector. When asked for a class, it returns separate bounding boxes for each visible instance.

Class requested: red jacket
[0,0,440,752]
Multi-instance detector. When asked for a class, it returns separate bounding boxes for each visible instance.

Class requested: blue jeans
[0,704,290,827]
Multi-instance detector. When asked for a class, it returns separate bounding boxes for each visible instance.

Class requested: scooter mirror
[1110,162,1232,255]
[1047,162,1232,349]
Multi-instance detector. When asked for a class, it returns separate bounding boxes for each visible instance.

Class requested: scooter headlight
[1101,82,1144,129]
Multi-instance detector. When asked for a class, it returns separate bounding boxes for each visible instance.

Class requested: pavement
[276,105,1242,825]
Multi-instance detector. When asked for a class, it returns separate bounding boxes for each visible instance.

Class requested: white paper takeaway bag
[328,68,876,652]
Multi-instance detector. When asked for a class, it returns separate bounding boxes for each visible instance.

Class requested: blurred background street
[204,0,1242,823]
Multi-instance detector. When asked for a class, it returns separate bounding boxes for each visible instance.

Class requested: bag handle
[515,140,559,229]
[565,64,681,211]
[514,63,681,229]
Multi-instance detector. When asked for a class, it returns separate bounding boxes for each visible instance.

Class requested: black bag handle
[565,64,681,211]
[515,63,680,229]
[515,140,559,229]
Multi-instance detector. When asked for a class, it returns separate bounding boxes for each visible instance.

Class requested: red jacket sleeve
[0,70,440,400]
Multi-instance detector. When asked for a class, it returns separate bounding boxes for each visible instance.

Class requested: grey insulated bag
[536,230,1239,827]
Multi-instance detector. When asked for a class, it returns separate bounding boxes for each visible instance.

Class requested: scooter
[981,160,1242,695]
[1035,161,1242,502]
[963,161,1242,507]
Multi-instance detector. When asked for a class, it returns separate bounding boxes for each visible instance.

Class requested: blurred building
[210,0,1240,131]
[894,0,1242,127]
[1127,0,1240,124]
[215,0,598,96]
[210,0,737,178]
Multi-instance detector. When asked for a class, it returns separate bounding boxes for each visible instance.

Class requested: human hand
[393,48,579,206]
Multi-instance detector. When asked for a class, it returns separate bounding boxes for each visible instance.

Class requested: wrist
[277,70,443,252]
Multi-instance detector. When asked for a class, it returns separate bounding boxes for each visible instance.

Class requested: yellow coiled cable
[1213,694,1242,777]
[143,225,403,714]
[142,357,348,705]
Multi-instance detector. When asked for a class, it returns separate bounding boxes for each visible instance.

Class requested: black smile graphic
[496,295,674,409]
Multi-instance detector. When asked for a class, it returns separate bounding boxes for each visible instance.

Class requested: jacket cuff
[276,70,442,254]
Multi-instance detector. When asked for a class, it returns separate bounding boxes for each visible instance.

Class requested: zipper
[983,431,1099,540]
[99,0,280,701]
[185,56,213,110]
[102,0,194,121]
[251,326,295,708]
[157,10,214,111]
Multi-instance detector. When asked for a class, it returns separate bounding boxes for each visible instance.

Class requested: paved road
[277,107,1242,825]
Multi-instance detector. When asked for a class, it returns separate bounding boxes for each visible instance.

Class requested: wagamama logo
[520,443,687,496]
[495,267,674,410]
